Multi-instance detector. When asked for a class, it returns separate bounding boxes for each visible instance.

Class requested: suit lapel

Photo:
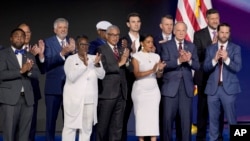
[204,27,213,44]
[8,48,21,69]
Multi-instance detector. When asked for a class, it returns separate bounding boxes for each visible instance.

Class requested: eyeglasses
[79,43,89,47]
[107,33,120,38]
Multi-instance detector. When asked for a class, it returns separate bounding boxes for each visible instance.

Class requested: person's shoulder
[44,35,56,42]
[0,47,11,56]
[228,42,241,49]
[194,27,208,35]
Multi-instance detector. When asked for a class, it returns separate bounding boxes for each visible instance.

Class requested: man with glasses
[96,25,129,141]
[62,35,105,141]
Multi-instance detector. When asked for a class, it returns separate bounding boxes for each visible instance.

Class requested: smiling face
[54,20,68,40]
[106,26,120,46]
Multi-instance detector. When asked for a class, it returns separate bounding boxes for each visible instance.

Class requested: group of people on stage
[0,8,242,141]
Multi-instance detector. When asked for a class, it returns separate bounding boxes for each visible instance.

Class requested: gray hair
[53,18,69,29]
[106,25,120,34]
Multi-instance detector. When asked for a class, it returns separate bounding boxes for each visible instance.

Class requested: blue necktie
[15,49,25,54]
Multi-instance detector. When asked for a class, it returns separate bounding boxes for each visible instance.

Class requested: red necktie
[113,46,119,60]
[218,45,223,83]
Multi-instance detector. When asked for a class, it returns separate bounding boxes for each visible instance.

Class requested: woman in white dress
[131,34,166,141]
[62,35,105,141]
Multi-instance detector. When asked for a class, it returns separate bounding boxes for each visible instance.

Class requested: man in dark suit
[44,18,75,141]
[154,14,174,55]
[204,23,242,141]
[161,22,200,141]
[120,12,143,141]
[18,23,45,141]
[193,8,224,141]
[88,20,112,55]
[96,25,129,141]
[0,28,40,141]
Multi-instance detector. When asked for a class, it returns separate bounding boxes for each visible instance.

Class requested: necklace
[142,51,151,63]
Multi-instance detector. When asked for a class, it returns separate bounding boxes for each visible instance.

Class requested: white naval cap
[96,21,112,30]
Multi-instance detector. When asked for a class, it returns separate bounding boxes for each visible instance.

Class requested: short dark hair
[217,23,230,32]
[10,28,25,37]
[126,12,140,22]
[162,14,173,20]
[140,34,154,42]
[206,8,219,17]
[75,34,89,43]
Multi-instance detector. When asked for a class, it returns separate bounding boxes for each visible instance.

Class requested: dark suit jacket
[161,39,200,97]
[193,27,212,86]
[88,37,106,55]
[44,35,70,95]
[98,43,127,100]
[203,42,242,95]
[154,34,174,55]
[0,47,40,106]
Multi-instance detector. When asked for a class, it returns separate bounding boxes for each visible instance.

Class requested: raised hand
[158,61,167,70]
[94,53,102,64]
[131,40,136,53]
[38,39,45,55]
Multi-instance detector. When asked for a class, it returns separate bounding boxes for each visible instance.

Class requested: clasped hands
[214,49,228,62]
[20,59,34,74]
[178,50,192,63]
[152,61,167,73]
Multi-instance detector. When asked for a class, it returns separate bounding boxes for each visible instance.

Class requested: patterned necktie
[212,31,217,42]
[61,40,65,47]
[113,46,119,60]
[218,45,223,83]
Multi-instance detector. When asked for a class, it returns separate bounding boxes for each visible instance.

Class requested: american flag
[175,0,212,42]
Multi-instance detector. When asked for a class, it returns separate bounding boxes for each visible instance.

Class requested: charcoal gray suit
[0,47,40,141]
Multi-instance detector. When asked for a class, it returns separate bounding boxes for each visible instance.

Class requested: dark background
[0,0,249,133]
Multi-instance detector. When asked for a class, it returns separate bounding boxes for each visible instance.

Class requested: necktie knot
[213,31,217,36]
[178,42,183,50]
[15,49,25,54]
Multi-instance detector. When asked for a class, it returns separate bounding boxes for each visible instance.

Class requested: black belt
[20,92,25,96]
[218,81,223,86]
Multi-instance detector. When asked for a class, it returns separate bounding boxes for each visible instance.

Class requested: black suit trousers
[96,96,126,141]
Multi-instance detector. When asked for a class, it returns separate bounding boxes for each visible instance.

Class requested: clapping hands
[178,50,192,63]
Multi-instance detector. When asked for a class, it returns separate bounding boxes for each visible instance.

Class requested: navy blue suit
[204,42,241,141]
[44,35,70,141]
[193,27,224,141]
[160,39,200,141]
[88,37,106,55]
